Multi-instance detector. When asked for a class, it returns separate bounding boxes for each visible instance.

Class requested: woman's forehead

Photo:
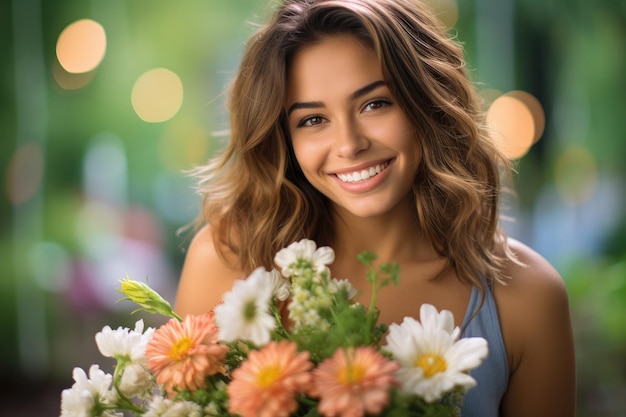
[285,35,383,104]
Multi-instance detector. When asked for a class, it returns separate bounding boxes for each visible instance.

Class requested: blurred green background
[1,0,624,415]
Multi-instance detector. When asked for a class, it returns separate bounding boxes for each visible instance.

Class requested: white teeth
[337,162,388,183]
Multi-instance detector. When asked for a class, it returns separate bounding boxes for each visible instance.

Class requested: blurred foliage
[1,0,625,416]
[566,255,626,415]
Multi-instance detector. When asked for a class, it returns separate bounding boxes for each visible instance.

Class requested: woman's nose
[333,118,370,158]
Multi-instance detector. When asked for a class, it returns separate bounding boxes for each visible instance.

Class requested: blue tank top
[459,284,509,416]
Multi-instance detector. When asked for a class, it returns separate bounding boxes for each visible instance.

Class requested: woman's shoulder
[499,237,566,293]
[493,236,572,366]
[495,237,569,312]
[174,224,244,317]
[493,237,576,415]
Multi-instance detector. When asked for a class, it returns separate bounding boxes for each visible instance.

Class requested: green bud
[117,276,182,321]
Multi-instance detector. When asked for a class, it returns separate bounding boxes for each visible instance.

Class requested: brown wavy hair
[192,0,516,288]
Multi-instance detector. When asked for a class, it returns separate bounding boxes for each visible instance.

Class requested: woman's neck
[329,196,437,264]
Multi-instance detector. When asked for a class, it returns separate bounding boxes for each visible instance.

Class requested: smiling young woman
[174,1,576,416]
[286,35,420,221]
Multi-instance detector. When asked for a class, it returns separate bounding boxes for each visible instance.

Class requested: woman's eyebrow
[350,80,386,100]
[287,80,387,116]
[287,100,324,116]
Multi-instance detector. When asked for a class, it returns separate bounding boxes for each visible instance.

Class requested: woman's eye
[298,115,324,127]
[363,99,391,112]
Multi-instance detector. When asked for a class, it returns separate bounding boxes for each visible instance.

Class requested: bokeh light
[5,143,45,205]
[52,59,96,90]
[56,19,107,74]
[555,145,598,205]
[487,90,545,159]
[506,90,545,145]
[131,68,184,123]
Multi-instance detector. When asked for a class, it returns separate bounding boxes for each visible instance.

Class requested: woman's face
[285,35,420,220]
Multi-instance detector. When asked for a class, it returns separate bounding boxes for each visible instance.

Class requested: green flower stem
[171,311,183,322]
[94,401,142,417]
[111,359,146,415]
[364,283,379,346]
[271,303,290,340]
[357,252,379,345]
[357,252,399,346]
[297,395,318,407]
[115,396,146,415]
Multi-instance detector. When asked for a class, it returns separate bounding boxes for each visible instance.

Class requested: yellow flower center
[338,363,366,385]
[256,365,281,388]
[415,354,447,378]
[168,337,193,360]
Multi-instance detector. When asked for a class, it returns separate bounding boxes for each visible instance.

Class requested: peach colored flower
[228,340,313,417]
[146,312,228,394]
[309,346,400,417]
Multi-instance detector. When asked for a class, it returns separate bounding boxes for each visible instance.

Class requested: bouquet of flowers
[60,239,488,417]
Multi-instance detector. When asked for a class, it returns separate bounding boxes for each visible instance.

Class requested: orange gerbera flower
[145,312,228,394]
[228,340,313,417]
[310,346,400,417]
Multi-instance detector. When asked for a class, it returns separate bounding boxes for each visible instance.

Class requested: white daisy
[268,268,291,301]
[328,278,357,299]
[419,303,456,336]
[214,267,275,346]
[384,304,488,403]
[95,319,155,365]
[274,239,335,277]
[144,396,202,417]
[60,364,121,417]
[118,362,153,398]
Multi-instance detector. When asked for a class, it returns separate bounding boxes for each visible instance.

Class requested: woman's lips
[331,159,394,193]
[335,160,390,183]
